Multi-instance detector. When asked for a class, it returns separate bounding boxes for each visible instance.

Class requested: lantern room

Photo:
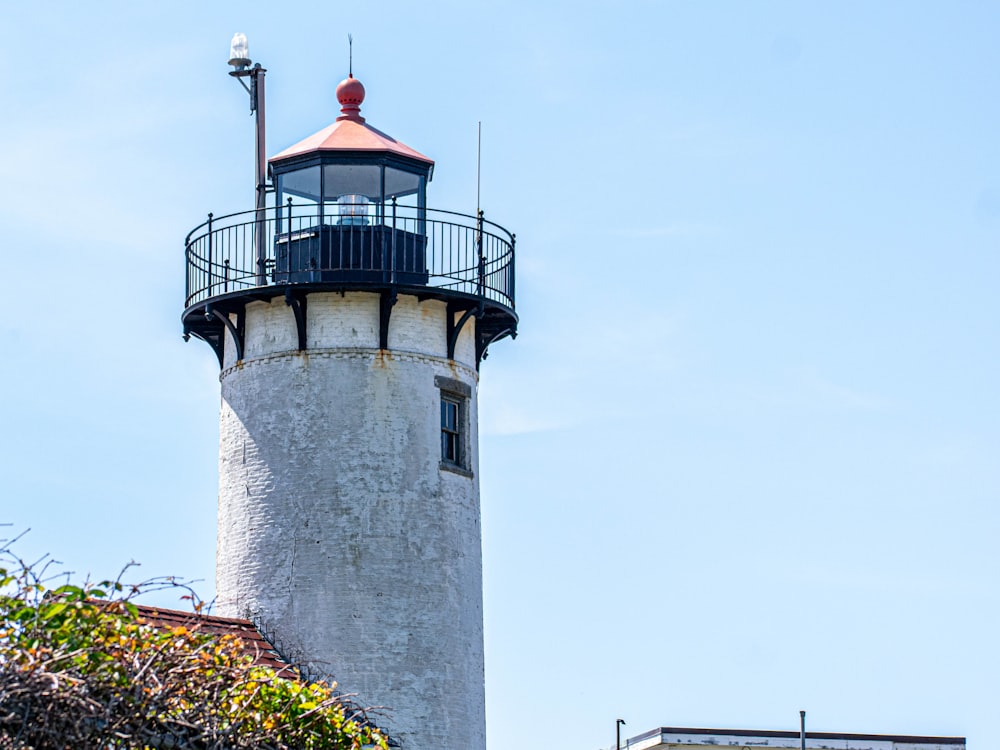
[270,75,434,229]
[266,75,435,286]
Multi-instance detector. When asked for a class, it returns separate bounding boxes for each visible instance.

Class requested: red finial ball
[336,75,366,121]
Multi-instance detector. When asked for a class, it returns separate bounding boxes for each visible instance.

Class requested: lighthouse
[182,53,517,749]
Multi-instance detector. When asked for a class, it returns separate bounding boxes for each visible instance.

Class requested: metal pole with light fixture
[227,32,268,285]
[616,718,626,750]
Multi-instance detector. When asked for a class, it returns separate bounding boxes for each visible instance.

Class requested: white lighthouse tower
[182,63,516,749]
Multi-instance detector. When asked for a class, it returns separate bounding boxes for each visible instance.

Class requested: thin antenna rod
[348,33,353,76]
[476,121,482,215]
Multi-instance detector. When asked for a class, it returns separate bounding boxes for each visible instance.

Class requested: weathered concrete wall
[216,291,483,750]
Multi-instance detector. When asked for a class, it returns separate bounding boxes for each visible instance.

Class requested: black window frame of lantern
[435,375,473,477]
[273,155,429,234]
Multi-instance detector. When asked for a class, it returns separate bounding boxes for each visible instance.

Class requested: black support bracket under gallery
[206,305,244,365]
[379,288,398,350]
[284,289,308,351]
[447,301,480,361]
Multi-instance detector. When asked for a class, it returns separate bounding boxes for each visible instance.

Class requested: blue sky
[1,2,997,748]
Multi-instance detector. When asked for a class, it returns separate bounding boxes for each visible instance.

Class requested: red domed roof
[270,75,434,168]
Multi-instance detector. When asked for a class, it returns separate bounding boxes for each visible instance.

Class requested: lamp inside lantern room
[338,194,370,225]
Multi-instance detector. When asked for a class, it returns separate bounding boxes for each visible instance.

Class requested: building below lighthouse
[183,72,517,750]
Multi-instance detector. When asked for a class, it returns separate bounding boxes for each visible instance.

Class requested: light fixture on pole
[616,718,626,750]
[227,32,268,285]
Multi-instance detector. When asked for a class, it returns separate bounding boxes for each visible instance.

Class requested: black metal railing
[184,204,515,311]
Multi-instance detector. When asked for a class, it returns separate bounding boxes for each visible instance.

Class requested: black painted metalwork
[448,306,479,361]
[476,325,515,364]
[445,301,461,359]
[207,306,244,364]
[183,203,516,366]
[284,289,307,351]
[379,288,397,351]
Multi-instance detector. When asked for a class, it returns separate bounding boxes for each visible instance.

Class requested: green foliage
[0,541,387,750]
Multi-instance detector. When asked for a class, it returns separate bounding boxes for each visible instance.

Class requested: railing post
[206,212,214,298]
[224,259,230,292]
[184,242,192,306]
[390,197,397,285]
[509,233,516,307]
[255,209,267,286]
[476,209,485,299]
[281,197,292,278]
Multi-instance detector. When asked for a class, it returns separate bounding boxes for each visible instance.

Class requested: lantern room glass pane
[276,167,322,233]
[323,164,381,201]
[278,166,321,202]
[385,167,423,200]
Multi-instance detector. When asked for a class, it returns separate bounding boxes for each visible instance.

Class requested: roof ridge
[132,602,254,626]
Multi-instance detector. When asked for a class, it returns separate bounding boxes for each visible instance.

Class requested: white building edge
[607,727,965,750]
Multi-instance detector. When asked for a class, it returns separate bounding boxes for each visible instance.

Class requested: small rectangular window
[435,375,472,477]
[441,396,461,465]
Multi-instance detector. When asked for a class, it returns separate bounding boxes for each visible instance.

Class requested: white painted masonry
[216,290,483,750]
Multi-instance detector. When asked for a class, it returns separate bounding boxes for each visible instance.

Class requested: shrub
[0,540,386,750]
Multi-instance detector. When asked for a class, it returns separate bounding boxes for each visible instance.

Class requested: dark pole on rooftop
[800,710,806,750]
[616,718,626,750]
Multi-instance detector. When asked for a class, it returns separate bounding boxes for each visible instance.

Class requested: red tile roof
[270,118,433,166]
[133,603,293,675]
